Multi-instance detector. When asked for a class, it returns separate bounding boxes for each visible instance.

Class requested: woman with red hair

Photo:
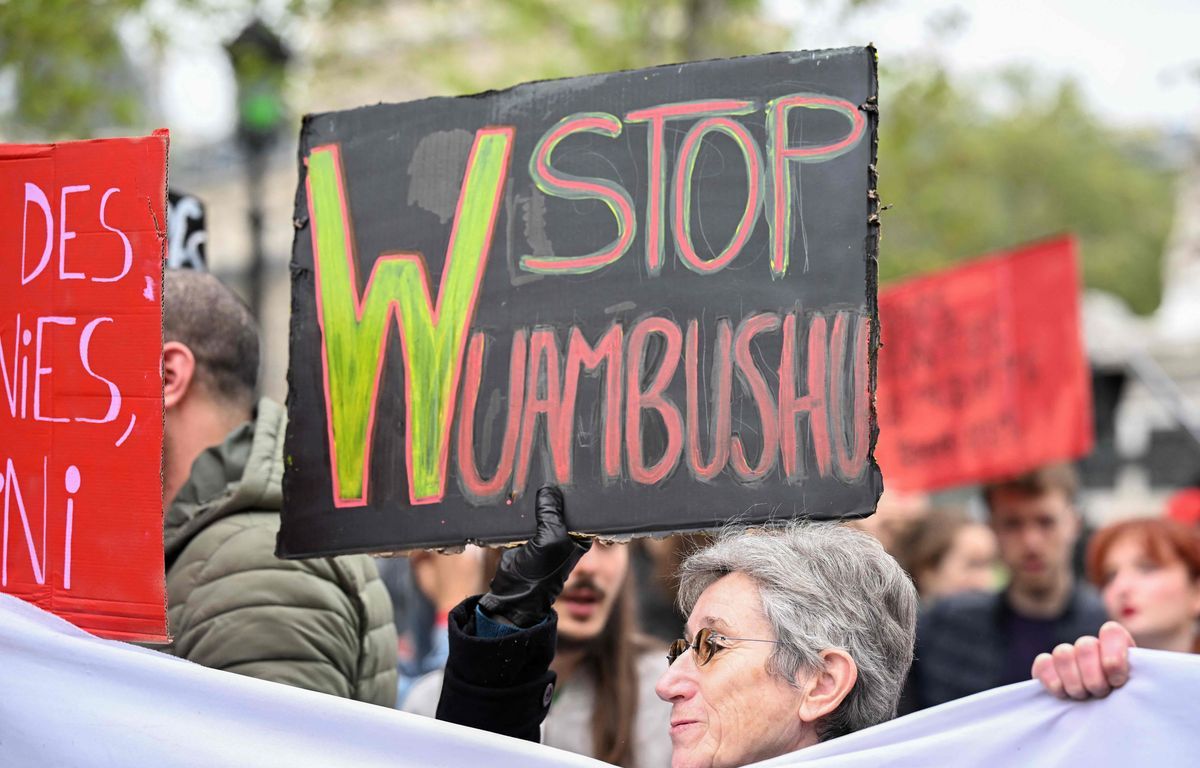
[1086,518,1200,653]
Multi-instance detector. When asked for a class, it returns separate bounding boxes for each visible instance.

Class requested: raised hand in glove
[478,486,591,629]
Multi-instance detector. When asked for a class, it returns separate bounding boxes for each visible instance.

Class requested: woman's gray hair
[676,521,917,742]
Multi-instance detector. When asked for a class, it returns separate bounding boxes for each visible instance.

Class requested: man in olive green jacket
[161,270,397,706]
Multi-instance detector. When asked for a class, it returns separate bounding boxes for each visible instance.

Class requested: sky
[162,0,1200,145]
[778,0,1200,132]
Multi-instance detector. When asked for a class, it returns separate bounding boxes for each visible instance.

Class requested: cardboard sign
[284,49,881,555]
[875,236,1093,492]
[0,133,168,641]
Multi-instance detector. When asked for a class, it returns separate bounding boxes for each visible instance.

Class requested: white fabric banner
[1,592,1196,767]
[766,645,1200,767]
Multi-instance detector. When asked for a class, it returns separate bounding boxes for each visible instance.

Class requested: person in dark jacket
[904,464,1107,711]
[160,269,397,705]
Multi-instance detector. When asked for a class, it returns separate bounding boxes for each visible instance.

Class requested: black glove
[478,486,591,629]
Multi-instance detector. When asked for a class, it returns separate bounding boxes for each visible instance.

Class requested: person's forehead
[1104,535,1143,562]
[584,539,630,565]
[685,571,766,633]
[990,489,1071,519]
[1105,532,1168,566]
[946,528,990,559]
[690,616,734,635]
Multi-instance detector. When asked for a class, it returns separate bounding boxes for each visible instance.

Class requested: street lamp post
[226,19,290,319]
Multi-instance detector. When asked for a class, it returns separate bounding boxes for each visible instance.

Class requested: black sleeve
[898,604,935,715]
[435,595,557,742]
[897,661,919,716]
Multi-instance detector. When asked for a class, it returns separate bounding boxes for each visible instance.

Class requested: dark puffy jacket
[903,583,1107,712]
[163,399,397,705]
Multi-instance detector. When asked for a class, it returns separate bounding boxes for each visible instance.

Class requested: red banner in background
[0,132,168,641]
[875,236,1093,493]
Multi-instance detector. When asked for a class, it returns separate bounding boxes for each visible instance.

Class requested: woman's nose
[656,648,698,703]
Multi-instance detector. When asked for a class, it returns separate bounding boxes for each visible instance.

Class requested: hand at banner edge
[1032,621,1134,700]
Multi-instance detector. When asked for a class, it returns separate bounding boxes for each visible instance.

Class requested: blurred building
[1081,135,1200,522]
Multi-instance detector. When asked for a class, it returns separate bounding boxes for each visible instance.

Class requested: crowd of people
[157,268,1199,766]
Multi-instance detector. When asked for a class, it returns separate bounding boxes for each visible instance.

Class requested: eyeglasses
[666,627,783,668]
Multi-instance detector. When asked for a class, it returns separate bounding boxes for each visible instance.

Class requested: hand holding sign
[479,487,591,629]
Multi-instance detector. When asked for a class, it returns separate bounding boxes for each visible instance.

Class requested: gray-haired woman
[434,488,1132,767]
[657,523,916,767]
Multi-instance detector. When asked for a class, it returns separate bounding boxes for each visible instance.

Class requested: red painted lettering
[513,328,569,494]
[625,100,755,276]
[672,117,764,274]
[685,318,732,481]
[561,324,624,483]
[521,113,636,274]
[456,330,527,502]
[829,313,871,482]
[779,312,831,481]
[624,316,684,484]
[766,94,866,278]
[730,312,780,482]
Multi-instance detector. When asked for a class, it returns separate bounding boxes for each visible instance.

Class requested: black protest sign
[166,190,207,270]
[283,48,881,556]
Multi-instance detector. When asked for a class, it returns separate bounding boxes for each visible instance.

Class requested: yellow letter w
[305,127,514,506]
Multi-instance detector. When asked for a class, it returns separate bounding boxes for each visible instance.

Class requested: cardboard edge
[864,44,883,519]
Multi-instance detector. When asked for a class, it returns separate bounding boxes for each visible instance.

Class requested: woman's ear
[798,649,858,725]
[163,341,196,410]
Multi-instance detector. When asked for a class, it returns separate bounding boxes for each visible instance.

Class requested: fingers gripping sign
[1032,622,1135,700]
[479,486,592,629]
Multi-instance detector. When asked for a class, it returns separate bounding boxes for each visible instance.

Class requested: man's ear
[1065,503,1083,541]
[163,341,196,410]
[798,649,858,725]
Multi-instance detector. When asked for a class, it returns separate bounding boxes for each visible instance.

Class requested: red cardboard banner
[0,132,168,641]
[875,236,1093,493]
